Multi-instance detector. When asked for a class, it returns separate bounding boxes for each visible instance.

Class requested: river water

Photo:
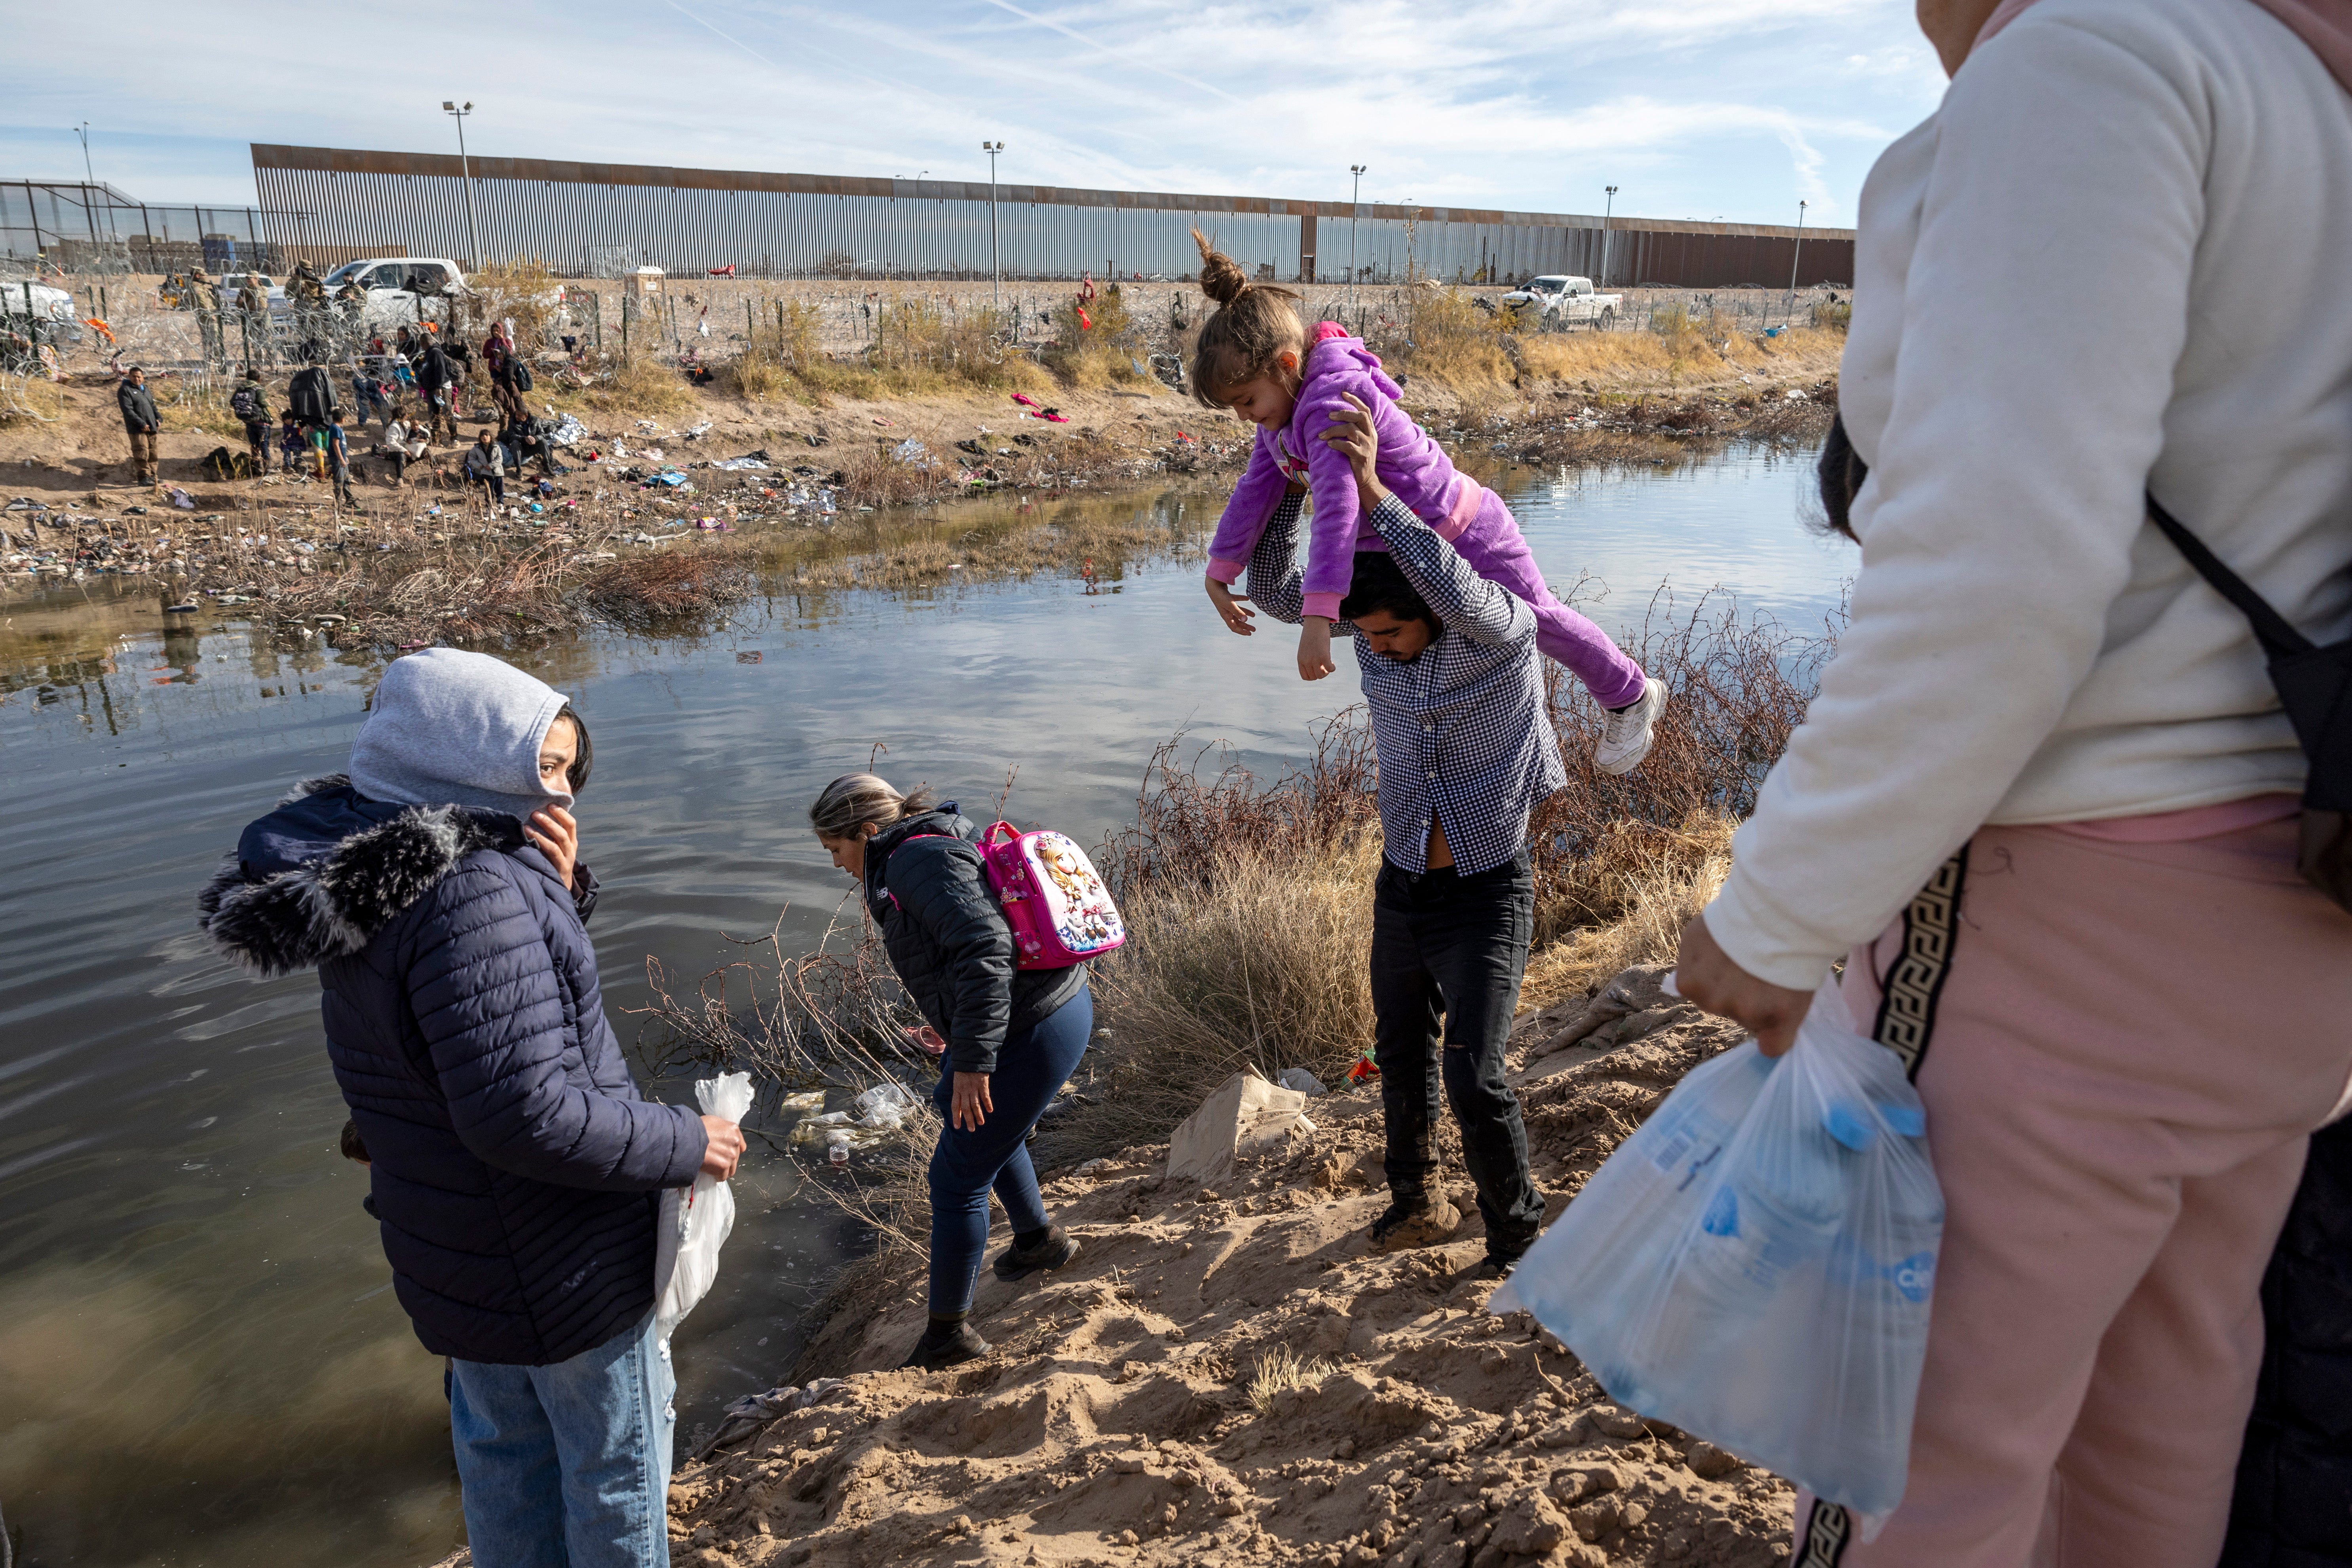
[0,443,1846,1566]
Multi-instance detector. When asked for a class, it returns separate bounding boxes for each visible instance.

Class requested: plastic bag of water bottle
[1491,981,1942,1531]
[654,1070,753,1344]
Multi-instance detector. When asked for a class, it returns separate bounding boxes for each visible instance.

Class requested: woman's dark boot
[993,1223,1081,1282]
[901,1313,990,1371]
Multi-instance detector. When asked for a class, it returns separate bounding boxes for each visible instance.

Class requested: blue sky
[4,0,1946,228]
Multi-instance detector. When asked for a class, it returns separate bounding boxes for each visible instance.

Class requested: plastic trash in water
[1493,981,1942,1534]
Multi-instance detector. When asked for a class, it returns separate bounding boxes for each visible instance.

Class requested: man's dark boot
[1368,1191,1463,1253]
[901,1313,989,1371]
[993,1223,1080,1282]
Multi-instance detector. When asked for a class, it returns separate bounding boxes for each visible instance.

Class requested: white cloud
[3,0,1943,226]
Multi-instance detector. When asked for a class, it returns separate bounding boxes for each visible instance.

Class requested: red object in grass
[707,264,737,277]
[1347,1048,1380,1085]
[1013,393,1042,408]
[1076,306,1093,331]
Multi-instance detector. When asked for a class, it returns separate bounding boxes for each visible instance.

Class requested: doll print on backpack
[1037,835,1121,951]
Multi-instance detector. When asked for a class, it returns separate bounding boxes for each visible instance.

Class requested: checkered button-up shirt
[1248,491,1565,874]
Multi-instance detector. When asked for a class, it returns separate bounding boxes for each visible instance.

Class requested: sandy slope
[591,967,1795,1568]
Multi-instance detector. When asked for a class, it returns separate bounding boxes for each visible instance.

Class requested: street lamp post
[73,123,99,242]
[1347,164,1366,311]
[1601,185,1618,289]
[1788,198,1808,307]
[982,141,1004,308]
[442,101,484,273]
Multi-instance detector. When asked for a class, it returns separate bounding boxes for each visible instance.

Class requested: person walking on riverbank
[116,366,159,486]
[1671,1,2352,1562]
[199,648,743,1568]
[1245,392,1555,1279]
[810,775,1093,1371]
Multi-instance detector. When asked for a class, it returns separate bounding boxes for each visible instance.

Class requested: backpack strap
[2146,492,2315,660]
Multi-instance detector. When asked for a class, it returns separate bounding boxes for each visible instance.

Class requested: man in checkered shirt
[1241,393,1650,1277]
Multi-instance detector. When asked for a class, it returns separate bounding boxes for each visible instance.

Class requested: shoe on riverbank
[993,1223,1080,1282]
[1367,1192,1463,1253]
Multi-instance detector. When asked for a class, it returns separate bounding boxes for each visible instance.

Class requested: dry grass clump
[156,378,244,437]
[1518,330,1678,384]
[464,258,566,353]
[1069,830,1382,1162]
[579,353,700,416]
[581,549,754,632]
[0,371,67,426]
[1043,284,1155,391]
[1054,590,1831,1160]
[1248,1346,1336,1414]
[1518,812,1735,1014]
[1389,288,1514,390]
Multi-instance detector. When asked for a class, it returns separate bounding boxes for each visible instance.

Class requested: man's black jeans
[1371,848,1545,1254]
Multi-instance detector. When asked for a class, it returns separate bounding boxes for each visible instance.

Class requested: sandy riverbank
[427,966,1790,1568]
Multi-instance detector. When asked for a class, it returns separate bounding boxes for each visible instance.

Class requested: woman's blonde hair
[808,773,937,840]
[1187,228,1306,409]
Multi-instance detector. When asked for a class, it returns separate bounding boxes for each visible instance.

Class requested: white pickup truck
[314,257,470,328]
[1501,275,1621,330]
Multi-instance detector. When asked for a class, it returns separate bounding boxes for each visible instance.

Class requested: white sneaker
[1594,677,1667,775]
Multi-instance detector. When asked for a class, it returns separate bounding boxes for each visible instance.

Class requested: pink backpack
[977,822,1126,969]
[882,823,1126,970]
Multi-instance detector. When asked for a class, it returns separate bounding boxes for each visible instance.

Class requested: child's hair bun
[1192,228,1250,307]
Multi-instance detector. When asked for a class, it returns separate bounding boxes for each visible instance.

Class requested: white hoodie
[1704,0,2352,990]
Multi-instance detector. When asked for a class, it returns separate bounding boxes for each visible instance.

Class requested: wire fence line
[3,268,1849,416]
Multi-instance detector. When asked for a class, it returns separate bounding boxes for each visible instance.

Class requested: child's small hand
[1206,576,1256,636]
[1298,617,1337,681]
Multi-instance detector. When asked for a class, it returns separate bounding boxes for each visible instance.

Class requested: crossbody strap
[2145,492,2315,660]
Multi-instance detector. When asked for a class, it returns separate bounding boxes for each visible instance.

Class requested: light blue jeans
[448,1311,674,1568]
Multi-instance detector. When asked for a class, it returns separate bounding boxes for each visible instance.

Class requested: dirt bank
[426,967,1792,1568]
[1,367,1832,647]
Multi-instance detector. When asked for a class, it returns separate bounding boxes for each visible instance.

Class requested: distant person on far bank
[117,366,160,487]
[809,775,1094,1370]
[230,370,272,475]
[466,427,507,508]
[1246,392,1560,1279]
[199,647,741,1568]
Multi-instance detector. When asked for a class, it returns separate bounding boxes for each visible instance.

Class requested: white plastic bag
[1493,982,1943,1529]
[654,1071,753,1343]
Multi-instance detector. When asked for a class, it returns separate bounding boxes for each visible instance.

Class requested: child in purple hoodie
[1189,233,1663,771]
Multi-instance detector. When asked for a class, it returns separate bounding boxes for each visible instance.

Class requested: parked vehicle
[1501,274,1621,330]
[315,258,470,328]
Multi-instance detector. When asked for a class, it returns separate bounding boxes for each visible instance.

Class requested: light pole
[73,123,100,242]
[442,100,484,273]
[982,141,1004,308]
[1601,185,1618,288]
[1347,164,1366,309]
[1788,198,1808,306]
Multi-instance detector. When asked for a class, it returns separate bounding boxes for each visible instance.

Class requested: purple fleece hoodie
[1205,329,1479,620]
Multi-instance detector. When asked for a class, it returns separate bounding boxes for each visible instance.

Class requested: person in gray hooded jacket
[200,647,745,1567]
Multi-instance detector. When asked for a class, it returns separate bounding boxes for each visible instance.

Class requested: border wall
[244,145,1854,290]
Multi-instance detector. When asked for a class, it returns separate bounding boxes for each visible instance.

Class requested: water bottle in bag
[1495,981,1944,1529]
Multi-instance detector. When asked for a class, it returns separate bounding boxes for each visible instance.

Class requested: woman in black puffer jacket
[811,774,1092,1370]
[201,647,745,1566]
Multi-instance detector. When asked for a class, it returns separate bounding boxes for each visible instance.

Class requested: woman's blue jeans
[926,985,1092,1315]
[447,1309,673,1568]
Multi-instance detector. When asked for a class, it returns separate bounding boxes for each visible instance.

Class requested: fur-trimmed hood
[199,775,518,976]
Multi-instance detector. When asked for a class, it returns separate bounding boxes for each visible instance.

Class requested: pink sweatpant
[1803,816,2352,1567]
